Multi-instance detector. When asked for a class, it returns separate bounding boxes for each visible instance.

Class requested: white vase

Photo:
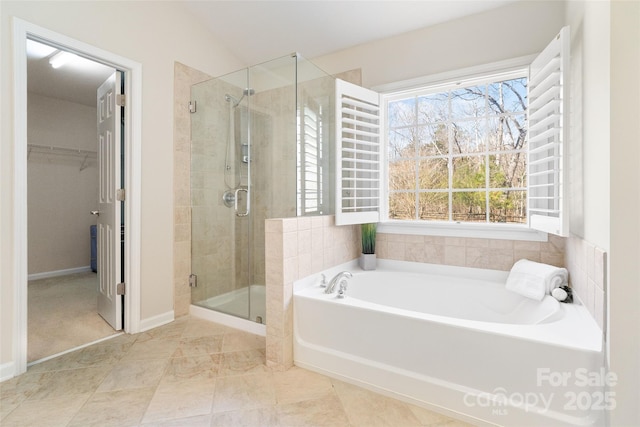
[359,253,376,270]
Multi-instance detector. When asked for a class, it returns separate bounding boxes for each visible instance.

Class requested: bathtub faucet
[324,271,353,294]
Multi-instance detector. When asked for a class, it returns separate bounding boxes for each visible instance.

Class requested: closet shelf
[27,144,97,171]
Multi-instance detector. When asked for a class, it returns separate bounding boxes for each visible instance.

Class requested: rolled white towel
[506,259,569,301]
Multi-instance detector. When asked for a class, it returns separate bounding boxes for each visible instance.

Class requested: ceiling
[27,1,517,107]
[183,0,518,65]
[27,39,115,107]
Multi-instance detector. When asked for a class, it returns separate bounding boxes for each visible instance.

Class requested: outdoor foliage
[388,77,528,224]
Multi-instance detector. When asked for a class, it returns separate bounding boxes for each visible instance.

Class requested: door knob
[90,210,100,216]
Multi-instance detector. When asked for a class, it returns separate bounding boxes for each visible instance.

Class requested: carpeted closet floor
[28,272,118,362]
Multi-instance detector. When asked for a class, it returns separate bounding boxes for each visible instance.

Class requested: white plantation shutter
[527,26,570,236]
[298,99,323,215]
[335,79,381,225]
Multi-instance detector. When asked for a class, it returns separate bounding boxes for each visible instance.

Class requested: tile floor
[1,316,476,427]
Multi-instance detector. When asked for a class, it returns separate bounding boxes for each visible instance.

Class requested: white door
[96,72,123,330]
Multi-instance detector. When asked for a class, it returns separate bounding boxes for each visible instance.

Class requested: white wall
[566,2,640,424]
[313,1,565,88]
[27,93,98,274]
[1,1,244,369]
[608,1,640,425]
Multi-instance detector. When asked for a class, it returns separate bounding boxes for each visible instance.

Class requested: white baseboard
[139,310,175,333]
[28,266,93,281]
[0,361,16,382]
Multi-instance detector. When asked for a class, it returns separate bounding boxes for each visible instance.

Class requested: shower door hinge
[116,94,126,107]
[188,101,197,113]
[116,282,126,295]
[189,274,197,287]
[116,188,126,201]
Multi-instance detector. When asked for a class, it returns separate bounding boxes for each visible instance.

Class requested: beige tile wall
[565,236,607,330]
[264,215,359,370]
[173,62,211,317]
[376,233,566,271]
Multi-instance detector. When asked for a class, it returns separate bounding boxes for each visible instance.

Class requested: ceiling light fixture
[49,51,79,69]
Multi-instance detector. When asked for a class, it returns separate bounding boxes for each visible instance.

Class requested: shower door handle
[234,187,249,217]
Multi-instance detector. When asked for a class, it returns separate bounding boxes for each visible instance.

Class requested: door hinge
[116,188,126,201]
[116,282,126,295]
[189,274,197,287]
[116,94,126,107]
[188,101,197,114]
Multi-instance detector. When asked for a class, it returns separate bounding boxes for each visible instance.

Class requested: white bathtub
[293,259,605,427]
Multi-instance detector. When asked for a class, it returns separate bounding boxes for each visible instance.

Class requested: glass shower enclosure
[190,53,334,324]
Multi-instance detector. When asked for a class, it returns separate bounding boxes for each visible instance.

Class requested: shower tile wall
[264,215,359,370]
[173,62,210,317]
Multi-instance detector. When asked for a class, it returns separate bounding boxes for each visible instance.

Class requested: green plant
[361,223,377,254]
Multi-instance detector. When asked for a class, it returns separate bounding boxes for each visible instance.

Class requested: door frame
[12,18,142,375]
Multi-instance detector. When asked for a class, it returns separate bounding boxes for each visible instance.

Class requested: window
[385,72,529,225]
[335,27,569,237]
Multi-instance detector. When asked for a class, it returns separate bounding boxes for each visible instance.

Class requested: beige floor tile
[219,349,269,376]
[25,350,84,374]
[181,318,233,338]
[332,379,422,427]
[142,376,216,424]
[1,316,475,427]
[72,338,135,367]
[121,337,181,361]
[28,365,112,401]
[68,387,156,427]
[97,358,168,392]
[212,371,276,413]
[139,318,190,340]
[144,414,213,426]
[1,393,90,427]
[222,331,266,352]
[210,406,279,427]
[273,366,334,404]
[0,371,53,408]
[277,393,350,427]
[162,354,222,383]
[173,335,224,357]
[409,404,466,426]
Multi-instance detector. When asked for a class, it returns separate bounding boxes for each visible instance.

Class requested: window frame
[375,56,548,241]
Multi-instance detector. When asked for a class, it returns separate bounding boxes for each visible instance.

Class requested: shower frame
[189,53,335,327]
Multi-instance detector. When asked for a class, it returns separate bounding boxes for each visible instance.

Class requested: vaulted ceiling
[27,1,518,107]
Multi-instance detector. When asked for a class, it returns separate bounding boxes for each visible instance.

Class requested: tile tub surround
[565,235,607,330]
[264,216,359,370]
[0,316,475,426]
[376,232,566,271]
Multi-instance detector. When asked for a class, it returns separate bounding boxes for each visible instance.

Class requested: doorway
[26,39,120,363]
[12,18,143,376]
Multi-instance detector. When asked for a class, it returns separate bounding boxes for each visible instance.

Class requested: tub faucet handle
[337,279,348,299]
[319,273,327,288]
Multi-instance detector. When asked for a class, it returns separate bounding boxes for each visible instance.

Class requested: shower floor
[194,284,266,324]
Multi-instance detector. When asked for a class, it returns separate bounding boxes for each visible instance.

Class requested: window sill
[377,220,548,242]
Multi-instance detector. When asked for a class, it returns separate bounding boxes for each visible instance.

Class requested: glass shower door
[190,69,252,320]
[189,53,332,325]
